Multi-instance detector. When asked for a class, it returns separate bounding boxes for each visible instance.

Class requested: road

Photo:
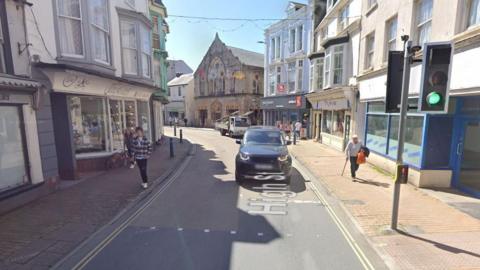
[56,127,384,270]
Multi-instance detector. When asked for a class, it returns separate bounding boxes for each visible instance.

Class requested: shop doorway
[453,118,480,196]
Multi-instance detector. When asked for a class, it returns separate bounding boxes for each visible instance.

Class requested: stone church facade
[192,34,264,127]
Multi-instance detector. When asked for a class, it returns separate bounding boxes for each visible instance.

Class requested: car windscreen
[234,118,249,127]
[244,130,284,145]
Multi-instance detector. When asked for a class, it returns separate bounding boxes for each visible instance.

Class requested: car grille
[250,156,278,164]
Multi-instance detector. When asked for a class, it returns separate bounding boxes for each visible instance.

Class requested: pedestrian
[123,128,135,169]
[132,127,152,189]
[345,134,363,181]
[184,117,188,127]
[283,122,291,141]
[294,120,302,139]
[174,117,179,126]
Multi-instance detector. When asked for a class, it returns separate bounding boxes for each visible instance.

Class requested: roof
[227,46,264,68]
[0,74,40,89]
[167,73,194,86]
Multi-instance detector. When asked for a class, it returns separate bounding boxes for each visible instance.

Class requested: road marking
[294,158,375,270]
[71,145,196,270]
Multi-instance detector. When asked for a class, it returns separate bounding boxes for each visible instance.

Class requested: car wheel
[235,170,243,184]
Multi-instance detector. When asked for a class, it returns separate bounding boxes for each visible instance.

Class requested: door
[454,119,480,195]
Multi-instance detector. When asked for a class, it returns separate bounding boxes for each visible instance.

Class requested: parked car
[235,127,292,183]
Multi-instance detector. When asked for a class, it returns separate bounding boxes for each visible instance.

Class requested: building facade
[166,73,193,124]
[306,0,363,151]
[262,2,313,135]
[150,0,169,143]
[27,0,160,179]
[167,59,193,82]
[0,0,57,212]
[193,34,264,127]
[357,0,480,197]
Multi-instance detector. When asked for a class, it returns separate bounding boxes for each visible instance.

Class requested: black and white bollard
[174,125,177,137]
[169,137,174,158]
[179,129,183,144]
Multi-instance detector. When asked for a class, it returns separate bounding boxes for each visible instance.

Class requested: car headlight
[239,152,250,161]
[278,154,289,162]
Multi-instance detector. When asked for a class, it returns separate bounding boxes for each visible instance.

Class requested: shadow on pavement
[81,144,282,270]
[354,177,390,188]
[396,230,480,258]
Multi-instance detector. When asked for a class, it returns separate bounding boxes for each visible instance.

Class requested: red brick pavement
[0,137,191,270]
[290,140,480,270]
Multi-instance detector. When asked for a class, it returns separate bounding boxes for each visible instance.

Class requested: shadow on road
[82,144,282,270]
[240,167,307,193]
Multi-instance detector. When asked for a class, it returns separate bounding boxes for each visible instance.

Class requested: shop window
[137,101,150,139]
[0,106,28,192]
[366,114,388,154]
[368,102,385,112]
[388,116,424,166]
[332,111,345,137]
[322,111,332,134]
[125,100,137,131]
[70,96,107,154]
[109,100,125,151]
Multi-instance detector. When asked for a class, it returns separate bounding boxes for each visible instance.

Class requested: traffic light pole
[391,37,412,230]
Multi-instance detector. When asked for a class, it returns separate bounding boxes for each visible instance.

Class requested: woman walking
[123,129,135,169]
[132,127,152,189]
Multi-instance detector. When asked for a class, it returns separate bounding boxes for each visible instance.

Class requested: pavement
[52,127,388,270]
[288,139,480,270]
[0,135,191,270]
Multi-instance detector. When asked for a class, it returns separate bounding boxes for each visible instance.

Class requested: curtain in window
[89,0,109,63]
[121,21,137,75]
[141,26,151,78]
[469,0,480,27]
[57,0,83,56]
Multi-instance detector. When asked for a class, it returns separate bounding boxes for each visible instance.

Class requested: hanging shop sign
[314,98,349,110]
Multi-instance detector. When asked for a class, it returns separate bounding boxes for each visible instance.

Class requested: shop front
[41,68,155,179]
[0,76,44,194]
[261,95,309,135]
[306,88,355,151]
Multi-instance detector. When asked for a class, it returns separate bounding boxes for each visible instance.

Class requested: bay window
[468,0,480,27]
[120,18,152,78]
[140,25,151,78]
[338,5,348,32]
[324,52,331,87]
[90,0,110,63]
[57,0,84,57]
[416,0,433,45]
[315,58,324,90]
[323,44,345,88]
[56,0,111,64]
[121,21,138,75]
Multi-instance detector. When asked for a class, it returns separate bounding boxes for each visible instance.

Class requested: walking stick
[341,158,348,176]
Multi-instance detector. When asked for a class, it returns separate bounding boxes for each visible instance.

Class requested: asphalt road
[58,127,383,270]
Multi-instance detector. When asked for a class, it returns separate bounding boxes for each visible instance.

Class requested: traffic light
[419,42,452,113]
[385,51,404,113]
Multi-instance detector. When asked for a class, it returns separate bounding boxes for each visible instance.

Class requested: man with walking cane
[344,134,363,181]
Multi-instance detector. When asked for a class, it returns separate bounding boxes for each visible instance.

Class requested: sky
[163,0,307,71]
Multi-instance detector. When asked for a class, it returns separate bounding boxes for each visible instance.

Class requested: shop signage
[260,95,306,110]
[45,69,153,101]
[315,99,349,110]
[295,96,302,107]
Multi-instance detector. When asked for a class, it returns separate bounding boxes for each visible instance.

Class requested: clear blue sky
[163,0,307,71]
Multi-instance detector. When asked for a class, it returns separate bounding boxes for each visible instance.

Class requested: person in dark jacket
[132,127,152,189]
[123,129,135,169]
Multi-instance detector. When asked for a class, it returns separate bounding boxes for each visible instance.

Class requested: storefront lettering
[63,74,89,89]
[316,99,349,110]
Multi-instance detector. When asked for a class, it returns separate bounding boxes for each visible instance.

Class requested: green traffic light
[426,92,442,105]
